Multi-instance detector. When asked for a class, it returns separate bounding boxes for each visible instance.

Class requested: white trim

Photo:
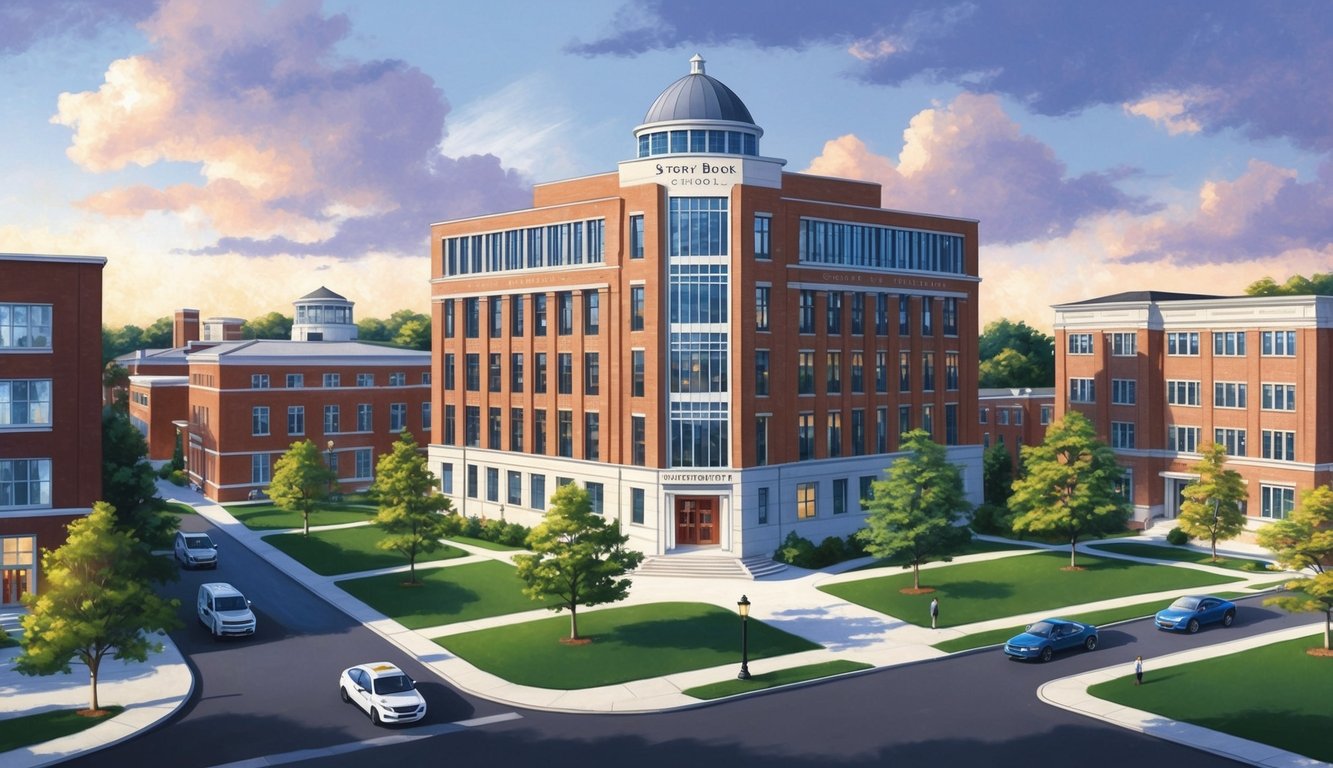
[0,253,106,265]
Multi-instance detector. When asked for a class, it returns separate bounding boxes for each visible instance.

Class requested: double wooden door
[675,496,717,546]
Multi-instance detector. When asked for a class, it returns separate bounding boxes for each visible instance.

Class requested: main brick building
[429,57,982,560]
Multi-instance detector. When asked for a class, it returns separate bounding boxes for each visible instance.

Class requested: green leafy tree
[102,407,176,582]
[514,483,644,641]
[102,362,130,411]
[1245,272,1333,297]
[1258,485,1333,652]
[268,439,334,536]
[982,442,1015,505]
[142,316,173,347]
[392,317,431,350]
[370,432,453,583]
[1009,411,1130,568]
[357,316,390,342]
[15,503,181,712]
[857,429,972,592]
[1177,443,1248,561]
[243,311,293,340]
[978,318,1055,388]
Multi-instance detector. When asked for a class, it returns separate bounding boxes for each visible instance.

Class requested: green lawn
[159,501,196,516]
[853,538,1039,571]
[1246,578,1295,591]
[684,660,872,699]
[0,707,124,752]
[820,550,1240,628]
[1086,541,1271,572]
[265,526,465,576]
[438,602,821,689]
[447,536,524,552]
[225,502,378,531]
[337,560,543,627]
[1088,633,1333,763]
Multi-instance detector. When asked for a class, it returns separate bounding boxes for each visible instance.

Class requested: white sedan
[339,663,427,725]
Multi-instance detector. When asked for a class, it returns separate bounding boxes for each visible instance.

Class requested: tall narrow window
[755,286,770,331]
[826,292,843,334]
[630,285,645,331]
[755,415,768,466]
[510,295,525,336]
[632,415,646,466]
[629,215,645,259]
[558,353,573,395]
[632,350,645,396]
[753,215,771,259]
[584,290,600,335]
[557,291,573,335]
[755,350,770,396]
[584,353,600,396]
[584,413,600,460]
[534,294,547,336]
[799,290,815,333]
[489,297,503,338]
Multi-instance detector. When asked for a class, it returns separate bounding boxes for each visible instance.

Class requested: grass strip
[338,560,543,627]
[159,501,196,516]
[438,602,821,689]
[1085,541,1271,572]
[852,538,1039,571]
[0,707,124,752]
[265,526,465,576]
[225,501,378,531]
[447,536,523,552]
[1088,633,1333,763]
[684,660,872,699]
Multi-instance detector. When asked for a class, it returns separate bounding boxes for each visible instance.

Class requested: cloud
[1123,92,1205,136]
[803,94,1149,243]
[51,0,530,258]
[0,0,158,54]
[575,1,1333,152]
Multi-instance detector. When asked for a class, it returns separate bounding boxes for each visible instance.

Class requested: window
[486,467,499,502]
[286,373,303,388]
[629,214,645,259]
[1213,331,1245,356]
[251,406,270,436]
[489,297,503,338]
[557,353,573,395]
[355,448,373,479]
[511,353,524,392]
[798,413,815,461]
[534,294,547,336]
[944,352,959,391]
[0,380,50,426]
[852,409,866,455]
[757,487,769,524]
[534,410,547,454]
[466,464,478,498]
[421,402,431,431]
[754,215,771,259]
[511,295,525,336]
[826,351,842,394]
[1114,468,1133,502]
[250,454,271,484]
[898,351,910,392]
[1261,383,1296,411]
[444,405,455,444]
[1110,333,1136,356]
[920,297,933,336]
[877,407,888,453]
[851,293,865,335]
[998,409,1010,426]
[465,297,479,338]
[509,407,524,451]
[632,350,645,397]
[945,403,958,445]
[504,470,522,505]
[875,351,888,393]
[557,410,573,457]
[798,290,815,333]
[1262,430,1296,461]
[488,407,502,449]
[1040,405,1053,425]
[875,293,889,335]
[942,297,958,336]
[1167,380,1201,406]
[632,415,646,466]
[1261,330,1296,356]
[826,292,843,334]
[1111,379,1136,405]
[584,290,600,335]
[444,354,455,390]
[979,407,989,424]
[287,405,304,436]
[797,351,815,395]
[755,351,770,396]
[1067,333,1094,355]
[1214,382,1247,409]
[390,403,407,432]
[0,304,52,348]
[357,403,372,432]
[921,351,935,391]
[796,482,817,519]
[534,353,548,394]
[630,285,645,331]
[465,353,480,391]
[1069,378,1096,403]
[324,404,340,433]
[531,474,546,510]
[443,299,455,338]
[851,352,864,393]
[1167,425,1200,453]
[1261,485,1294,519]
[827,412,842,458]
[440,462,453,494]
[586,482,604,515]
[1111,421,1135,449]
[355,373,373,387]
[1215,428,1247,456]
[898,294,910,335]
[390,372,406,387]
[465,405,480,446]
[898,404,911,438]
[557,291,573,335]
[0,459,50,507]
[833,478,848,515]
[584,413,600,460]
[489,353,502,392]
[755,286,770,331]
[1167,332,1199,355]
[251,374,270,389]
[922,404,933,436]
[631,487,645,524]
[323,373,340,388]
[584,353,600,396]
[754,415,768,466]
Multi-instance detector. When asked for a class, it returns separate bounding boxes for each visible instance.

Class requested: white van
[197,583,256,640]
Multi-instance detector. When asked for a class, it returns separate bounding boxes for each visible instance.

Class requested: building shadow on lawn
[602,613,816,655]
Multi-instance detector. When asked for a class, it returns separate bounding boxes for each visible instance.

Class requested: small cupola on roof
[291,286,356,342]
[634,55,763,159]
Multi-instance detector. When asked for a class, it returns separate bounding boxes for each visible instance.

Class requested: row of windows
[1074,378,1299,411]
[444,351,607,396]
[1108,421,1300,462]
[442,405,608,462]
[294,305,352,325]
[978,404,1050,425]
[0,304,52,349]
[797,219,966,275]
[252,403,430,437]
[783,403,962,463]
[444,291,602,340]
[792,350,960,395]
[1163,330,1297,357]
[248,372,423,389]
[0,379,51,427]
[636,128,758,159]
[791,291,960,337]
[1069,332,1139,356]
[249,447,375,485]
[441,219,606,277]
[0,458,50,508]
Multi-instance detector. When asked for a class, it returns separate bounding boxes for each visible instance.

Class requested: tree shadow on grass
[602,615,815,656]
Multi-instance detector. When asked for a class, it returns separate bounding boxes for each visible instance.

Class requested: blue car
[1004,618,1099,662]
[1154,595,1237,633]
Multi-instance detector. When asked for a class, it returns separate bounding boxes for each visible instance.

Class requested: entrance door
[1,568,29,605]
[675,496,718,546]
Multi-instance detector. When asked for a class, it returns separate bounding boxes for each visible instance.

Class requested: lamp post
[325,440,335,497]
[737,595,752,680]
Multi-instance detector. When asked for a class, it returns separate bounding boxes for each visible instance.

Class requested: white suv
[197,583,256,640]
[174,531,218,569]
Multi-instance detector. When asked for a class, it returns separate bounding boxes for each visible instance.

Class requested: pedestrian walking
[1135,656,1143,685]
[929,597,939,629]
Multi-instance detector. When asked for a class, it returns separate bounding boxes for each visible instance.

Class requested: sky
[2,0,1329,332]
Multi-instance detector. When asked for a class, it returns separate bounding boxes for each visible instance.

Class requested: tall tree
[15,503,180,712]
[514,483,644,641]
[1009,411,1130,568]
[268,440,334,536]
[1177,443,1248,561]
[857,429,972,592]
[243,311,293,340]
[102,361,130,411]
[102,406,176,582]
[982,441,1015,505]
[978,318,1055,388]
[392,317,431,350]
[1258,485,1333,652]
[370,432,452,584]
[1245,272,1333,297]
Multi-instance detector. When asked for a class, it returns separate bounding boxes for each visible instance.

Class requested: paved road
[64,514,1310,767]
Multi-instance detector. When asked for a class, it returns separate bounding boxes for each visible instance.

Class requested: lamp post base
[737,666,751,681]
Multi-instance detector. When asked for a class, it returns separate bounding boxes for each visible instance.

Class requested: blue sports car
[1004,618,1099,662]
[1154,595,1237,633]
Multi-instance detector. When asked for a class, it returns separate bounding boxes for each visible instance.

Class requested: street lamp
[326,440,335,496]
[737,595,752,680]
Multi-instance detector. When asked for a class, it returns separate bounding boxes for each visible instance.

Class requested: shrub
[774,531,816,567]
[1166,526,1190,545]
[500,522,530,547]
[773,532,866,569]
[971,502,1013,535]
[167,470,187,487]
[156,463,173,479]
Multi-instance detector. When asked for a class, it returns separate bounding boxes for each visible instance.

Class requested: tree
[243,311,293,340]
[1245,272,1333,297]
[370,432,452,584]
[1257,485,1333,652]
[514,483,644,641]
[982,442,1015,505]
[1177,443,1248,561]
[978,318,1055,388]
[102,362,130,411]
[1009,411,1130,568]
[857,429,972,592]
[392,317,431,350]
[268,440,334,536]
[15,503,180,713]
[102,406,176,582]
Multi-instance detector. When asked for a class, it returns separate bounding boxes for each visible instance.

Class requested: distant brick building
[1,253,105,607]
[978,387,1055,459]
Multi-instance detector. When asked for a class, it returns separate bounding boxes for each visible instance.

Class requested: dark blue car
[1004,618,1098,662]
[1154,595,1236,633]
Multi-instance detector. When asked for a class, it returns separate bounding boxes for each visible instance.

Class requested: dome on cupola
[633,55,764,160]
[643,54,755,125]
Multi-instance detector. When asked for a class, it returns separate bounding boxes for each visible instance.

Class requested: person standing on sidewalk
[930,597,939,629]
[1135,656,1143,685]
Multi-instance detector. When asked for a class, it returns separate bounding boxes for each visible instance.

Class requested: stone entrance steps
[635,553,786,580]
